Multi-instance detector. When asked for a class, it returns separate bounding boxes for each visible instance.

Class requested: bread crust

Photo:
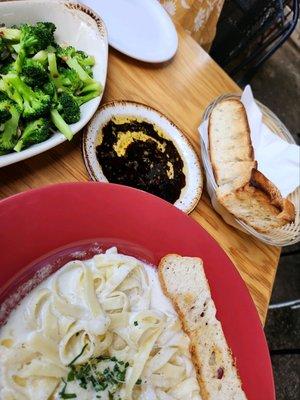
[217,169,295,232]
[208,99,254,184]
[208,98,295,232]
[158,255,247,400]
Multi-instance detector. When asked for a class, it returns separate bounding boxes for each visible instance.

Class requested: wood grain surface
[0,26,280,323]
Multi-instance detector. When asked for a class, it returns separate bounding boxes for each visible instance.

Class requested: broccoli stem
[12,43,21,53]
[0,28,21,42]
[76,91,101,107]
[80,81,102,95]
[50,109,73,140]
[48,52,59,78]
[65,58,93,83]
[13,137,23,152]
[33,50,49,65]
[4,74,33,102]
[14,48,26,73]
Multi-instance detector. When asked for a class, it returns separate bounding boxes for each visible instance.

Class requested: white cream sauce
[0,251,197,400]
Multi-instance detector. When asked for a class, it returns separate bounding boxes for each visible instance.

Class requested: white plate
[0,0,108,168]
[82,101,203,214]
[82,0,178,62]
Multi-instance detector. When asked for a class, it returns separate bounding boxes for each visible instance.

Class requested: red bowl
[0,182,275,400]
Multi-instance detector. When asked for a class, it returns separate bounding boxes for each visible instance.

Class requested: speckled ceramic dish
[0,0,108,167]
[82,101,203,214]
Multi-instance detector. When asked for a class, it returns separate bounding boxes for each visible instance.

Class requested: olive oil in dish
[96,116,186,204]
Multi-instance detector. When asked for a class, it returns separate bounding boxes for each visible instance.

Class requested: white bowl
[0,0,108,167]
[82,101,203,214]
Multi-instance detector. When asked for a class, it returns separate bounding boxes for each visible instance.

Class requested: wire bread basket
[200,93,300,246]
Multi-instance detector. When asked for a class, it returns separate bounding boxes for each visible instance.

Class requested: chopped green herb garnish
[68,343,88,366]
[67,369,75,382]
[134,320,138,326]
[59,378,77,399]
[60,354,138,399]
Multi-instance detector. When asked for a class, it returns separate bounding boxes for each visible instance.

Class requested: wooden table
[0,26,280,323]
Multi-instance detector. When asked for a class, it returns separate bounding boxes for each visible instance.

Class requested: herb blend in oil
[96,117,186,203]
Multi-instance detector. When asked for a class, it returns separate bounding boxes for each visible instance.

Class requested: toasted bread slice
[217,169,295,232]
[214,161,257,186]
[208,99,254,178]
[158,255,247,400]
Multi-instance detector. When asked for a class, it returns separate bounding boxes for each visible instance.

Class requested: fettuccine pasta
[0,248,201,400]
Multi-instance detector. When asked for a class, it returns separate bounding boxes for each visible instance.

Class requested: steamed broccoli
[0,73,51,119]
[32,49,49,66]
[22,58,49,87]
[57,46,95,84]
[0,21,99,153]
[13,22,56,72]
[0,58,15,75]
[57,68,83,93]
[50,108,73,141]
[0,27,21,42]
[0,100,21,154]
[0,37,11,62]
[48,51,100,101]
[14,117,50,151]
[49,49,101,104]
[74,49,95,76]
[0,76,24,108]
[0,100,12,123]
[75,81,102,106]
[42,79,56,100]
[56,91,80,124]
[48,52,83,93]
[19,22,56,55]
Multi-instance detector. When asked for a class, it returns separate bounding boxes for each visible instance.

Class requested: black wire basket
[210,0,299,83]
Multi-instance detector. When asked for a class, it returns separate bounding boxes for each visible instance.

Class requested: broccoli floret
[42,79,56,100]
[14,22,56,72]
[0,100,20,154]
[50,108,73,141]
[75,49,95,76]
[56,91,80,124]
[0,100,12,123]
[0,91,9,102]
[0,59,15,74]
[55,67,83,92]
[0,76,24,108]
[48,52,84,93]
[76,50,95,66]
[22,58,48,87]
[19,22,56,55]
[57,46,94,84]
[1,73,51,119]
[14,117,50,151]
[0,37,11,61]
[76,81,102,106]
[0,27,21,42]
[48,49,101,101]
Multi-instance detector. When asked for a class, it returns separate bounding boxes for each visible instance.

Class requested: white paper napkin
[199,85,300,197]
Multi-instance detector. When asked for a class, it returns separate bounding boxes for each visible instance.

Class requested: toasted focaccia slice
[208,99,254,179]
[158,255,247,400]
[217,169,295,232]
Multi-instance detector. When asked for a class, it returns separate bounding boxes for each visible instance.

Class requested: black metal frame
[210,0,299,84]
